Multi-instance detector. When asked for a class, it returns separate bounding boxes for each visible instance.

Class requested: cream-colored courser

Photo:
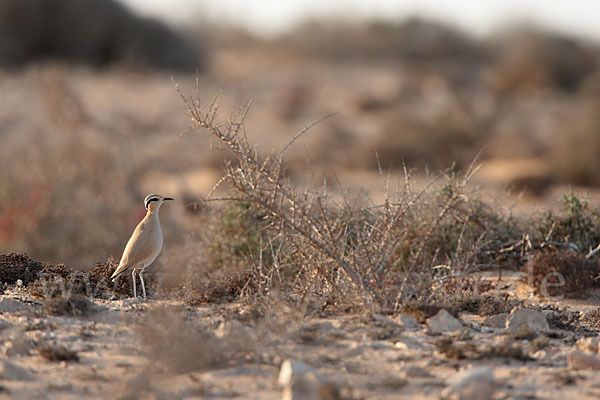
[111,194,173,298]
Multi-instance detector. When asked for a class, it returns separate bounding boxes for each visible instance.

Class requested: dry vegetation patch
[527,251,600,297]
[137,305,253,373]
[436,337,531,361]
[0,253,45,286]
[37,343,79,362]
[42,294,94,317]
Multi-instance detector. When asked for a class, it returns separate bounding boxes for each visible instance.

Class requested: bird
[111,194,174,299]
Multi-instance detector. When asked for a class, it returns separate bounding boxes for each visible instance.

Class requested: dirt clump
[0,253,45,285]
[0,253,152,300]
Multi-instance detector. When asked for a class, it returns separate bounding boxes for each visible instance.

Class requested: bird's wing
[111,220,159,279]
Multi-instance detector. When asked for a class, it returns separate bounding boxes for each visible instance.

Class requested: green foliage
[210,202,267,266]
[538,190,600,251]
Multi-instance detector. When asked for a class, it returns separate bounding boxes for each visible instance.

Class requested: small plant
[210,201,267,265]
[536,190,600,254]
[37,343,79,362]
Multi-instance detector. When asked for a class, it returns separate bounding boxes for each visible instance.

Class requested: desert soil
[0,258,599,400]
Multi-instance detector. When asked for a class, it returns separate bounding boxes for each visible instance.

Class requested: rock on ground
[426,309,463,333]
[482,313,508,329]
[505,307,549,334]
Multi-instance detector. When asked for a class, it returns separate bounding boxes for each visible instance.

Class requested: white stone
[443,366,495,400]
[278,360,316,387]
[505,307,549,334]
[426,309,463,333]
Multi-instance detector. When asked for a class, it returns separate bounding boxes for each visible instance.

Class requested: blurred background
[1,0,600,268]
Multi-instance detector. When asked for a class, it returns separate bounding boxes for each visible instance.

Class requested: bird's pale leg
[131,268,137,299]
[139,266,147,299]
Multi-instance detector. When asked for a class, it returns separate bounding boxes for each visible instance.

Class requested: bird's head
[144,194,174,212]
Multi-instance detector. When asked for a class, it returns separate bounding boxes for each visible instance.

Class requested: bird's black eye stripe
[145,198,159,209]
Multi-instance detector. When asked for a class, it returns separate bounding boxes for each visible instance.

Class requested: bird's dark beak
[164,197,174,201]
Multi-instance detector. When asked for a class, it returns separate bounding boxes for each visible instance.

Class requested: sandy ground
[0,268,598,400]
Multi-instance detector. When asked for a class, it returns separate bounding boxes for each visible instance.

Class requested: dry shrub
[137,305,251,373]
[536,191,600,253]
[174,86,530,312]
[435,338,479,360]
[37,342,79,362]
[481,342,531,361]
[157,205,267,304]
[43,293,94,316]
[580,309,600,331]
[400,293,516,324]
[447,293,518,316]
[164,269,256,305]
[527,250,600,297]
[401,302,448,324]
[436,337,530,361]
